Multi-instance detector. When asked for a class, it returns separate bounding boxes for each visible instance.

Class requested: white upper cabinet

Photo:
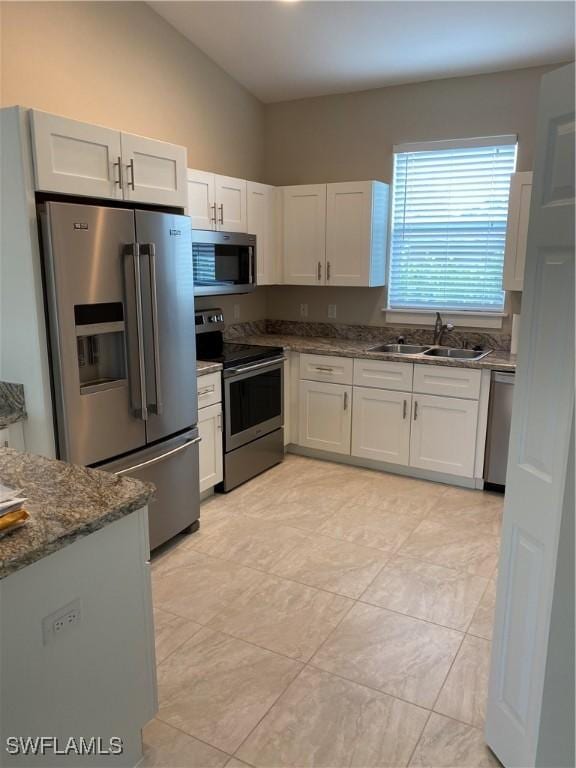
[247,181,278,285]
[326,181,388,286]
[503,171,533,291]
[280,181,389,287]
[215,175,247,232]
[282,185,327,284]
[187,170,247,232]
[121,132,187,207]
[31,111,123,199]
[187,169,216,229]
[30,110,187,207]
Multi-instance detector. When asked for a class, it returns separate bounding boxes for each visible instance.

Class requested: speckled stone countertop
[231,333,517,372]
[197,361,223,377]
[0,448,155,580]
[0,382,26,428]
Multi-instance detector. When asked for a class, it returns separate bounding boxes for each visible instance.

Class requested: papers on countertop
[0,484,26,514]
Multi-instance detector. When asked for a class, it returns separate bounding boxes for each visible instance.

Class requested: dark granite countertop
[197,361,223,377]
[0,448,155,580]
[231,333,517,372]
[0,382,26,428]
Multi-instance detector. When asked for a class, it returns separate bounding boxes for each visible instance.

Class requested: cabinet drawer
[197,372,222,409]
[413,364,481,400]
[353,359,413,391]
[300,354,353,385]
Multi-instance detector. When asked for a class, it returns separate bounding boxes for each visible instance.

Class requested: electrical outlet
[300,303,308,318]
[328,304,337,320]
[42,599,82,645]
[233,304,241,321]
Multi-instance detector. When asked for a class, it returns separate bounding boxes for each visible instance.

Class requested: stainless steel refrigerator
[39,201,199,550]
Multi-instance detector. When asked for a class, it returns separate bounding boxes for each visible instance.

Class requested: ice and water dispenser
[74,302,127,394]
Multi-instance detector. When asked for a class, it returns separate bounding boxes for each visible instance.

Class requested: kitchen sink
[422,347,491,360]
[368,343,432,354]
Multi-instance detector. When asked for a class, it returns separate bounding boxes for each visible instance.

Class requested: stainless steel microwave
[192,230,256,295]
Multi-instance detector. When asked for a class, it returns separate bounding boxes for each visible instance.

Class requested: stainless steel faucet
[433,312,454,346]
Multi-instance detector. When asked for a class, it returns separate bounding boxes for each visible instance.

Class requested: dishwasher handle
[493,372,515,384]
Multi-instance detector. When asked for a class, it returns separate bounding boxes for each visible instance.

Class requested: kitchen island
[0,448,157,767]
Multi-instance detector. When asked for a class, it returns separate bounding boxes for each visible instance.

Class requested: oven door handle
[225,356,285,377]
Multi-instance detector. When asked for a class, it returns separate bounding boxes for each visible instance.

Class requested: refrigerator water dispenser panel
[74,302,127,394]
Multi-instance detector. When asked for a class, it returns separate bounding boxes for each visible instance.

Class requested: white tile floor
[144,455,502,768]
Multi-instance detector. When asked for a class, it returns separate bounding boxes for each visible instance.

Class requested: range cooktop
[198,342,284,370]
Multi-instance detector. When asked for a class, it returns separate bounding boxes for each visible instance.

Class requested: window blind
[388,139,517,313]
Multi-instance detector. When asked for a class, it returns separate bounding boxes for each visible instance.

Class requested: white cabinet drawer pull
[198,385,215,396]
[315,366,334,372]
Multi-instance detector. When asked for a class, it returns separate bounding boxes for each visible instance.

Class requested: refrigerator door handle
[114,436,201,475]
[124,243,148,421]
[145,243,163,416]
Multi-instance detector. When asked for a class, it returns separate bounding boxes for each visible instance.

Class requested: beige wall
[262,65,554,329]
[1,1,268,325]
[0,1,264,180]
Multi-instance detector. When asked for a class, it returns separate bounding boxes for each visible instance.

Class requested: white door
[409,394,478,477]
[198,403,223,493]
[215,175,247,232]
[503,171,534,291]
[30,110,122,199]
[486,63,575,768]
[247,181,277,284]
[351,386,411,465]
[326,181,371,286]
[282,185,327,284]
[121,132,187,207]
[298,380,351,455]
[187,169,216,230]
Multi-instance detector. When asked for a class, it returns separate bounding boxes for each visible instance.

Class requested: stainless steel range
[195,309,285,491]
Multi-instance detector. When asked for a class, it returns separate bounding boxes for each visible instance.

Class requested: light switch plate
[300,303,308,318]
[328,304,337,319]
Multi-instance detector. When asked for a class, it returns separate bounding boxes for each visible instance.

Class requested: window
[388,136,517,314]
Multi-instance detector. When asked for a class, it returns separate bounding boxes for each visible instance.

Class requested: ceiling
[149,1,574,103]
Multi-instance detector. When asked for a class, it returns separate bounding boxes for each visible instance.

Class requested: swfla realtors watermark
[5,736,123,757]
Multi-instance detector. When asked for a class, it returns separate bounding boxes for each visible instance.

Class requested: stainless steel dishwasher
[484,371,515,489]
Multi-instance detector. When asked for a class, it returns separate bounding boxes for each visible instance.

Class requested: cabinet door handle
[114,156,123,189]
[327,261,331,281]
[219,204,224,225]
[217,413,223,431]
[317,261,322,281]
[127,159,135,191]
[344,391,348,410]
[403,399,407,420]
[413,400,418,420]
[210,203,217,225]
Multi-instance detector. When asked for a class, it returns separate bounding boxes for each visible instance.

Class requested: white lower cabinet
[351,387,411,465]
[298,380,352,455]
[198,402,223,493]
[409,393,478,477]
[297,355,485,482]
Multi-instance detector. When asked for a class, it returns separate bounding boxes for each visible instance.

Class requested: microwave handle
[249,246,254,285]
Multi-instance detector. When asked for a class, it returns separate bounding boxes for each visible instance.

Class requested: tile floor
[144,455,502,768]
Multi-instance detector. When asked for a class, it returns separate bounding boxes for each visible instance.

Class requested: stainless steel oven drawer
[221,428,284,492]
